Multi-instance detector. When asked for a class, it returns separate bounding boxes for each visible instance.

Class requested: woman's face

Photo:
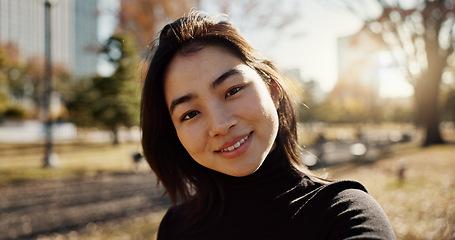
[164,45,279,177]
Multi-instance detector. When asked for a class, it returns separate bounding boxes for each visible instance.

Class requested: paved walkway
[0,172,169,240]
[302,139,391,169]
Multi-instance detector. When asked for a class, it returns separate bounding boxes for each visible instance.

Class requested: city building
[0,0,99,77]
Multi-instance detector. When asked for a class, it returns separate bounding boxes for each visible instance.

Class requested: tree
[95,32,141,144]
[201,0,304,51]
[117,0,199,48]
[330,0,452,146]
[0,44,9,116]
[0,41,73,122]
[65,77,98,127]
[297,80,318,123]
[68,32,140,144]
[0,42,33,121]
[444,89,455,122]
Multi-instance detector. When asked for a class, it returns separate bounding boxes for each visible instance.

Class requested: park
[1,0,455,239]
[0,124,454,239]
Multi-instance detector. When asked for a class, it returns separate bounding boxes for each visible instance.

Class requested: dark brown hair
[141,11,317,222]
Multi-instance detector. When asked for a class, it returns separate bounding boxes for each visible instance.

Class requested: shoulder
[290,180,396,239]
[291,179,367,208]
[157,204,186,240]
[326,185,396,239]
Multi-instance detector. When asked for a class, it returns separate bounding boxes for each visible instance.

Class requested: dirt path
[0,172,169,240]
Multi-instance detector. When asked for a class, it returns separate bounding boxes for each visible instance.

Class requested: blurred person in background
[140,10,395,239]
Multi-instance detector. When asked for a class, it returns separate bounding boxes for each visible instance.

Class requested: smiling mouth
[217,133,251,153]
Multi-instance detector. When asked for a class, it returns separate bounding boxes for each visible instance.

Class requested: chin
[228,171,253,177]
[225,163,263,177]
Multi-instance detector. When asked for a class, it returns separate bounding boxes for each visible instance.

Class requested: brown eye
[226,86,243,98]
[181,111,200,121]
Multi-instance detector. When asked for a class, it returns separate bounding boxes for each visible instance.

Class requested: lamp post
[43,0,59,168]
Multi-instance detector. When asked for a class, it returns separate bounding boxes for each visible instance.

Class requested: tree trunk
[112,126,119,145]
[415,49,445,146]
[415,89,445,146]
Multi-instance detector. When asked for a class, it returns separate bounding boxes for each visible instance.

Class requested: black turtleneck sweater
[157,151,396,240]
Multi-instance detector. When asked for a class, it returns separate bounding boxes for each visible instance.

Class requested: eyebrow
[169,68,241,114]
[211,68,241,89]
[170,94,194,114]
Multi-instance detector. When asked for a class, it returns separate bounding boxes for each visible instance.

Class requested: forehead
[167,45,240,76]
[164,45,244,96]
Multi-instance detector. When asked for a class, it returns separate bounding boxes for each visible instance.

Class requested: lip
[215,132,252,158]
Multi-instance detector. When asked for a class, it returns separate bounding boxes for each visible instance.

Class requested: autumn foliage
[118,0,200,48]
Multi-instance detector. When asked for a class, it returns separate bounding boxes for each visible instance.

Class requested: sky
[97,0,120,76]
[97,0,414,98]
[222,0,414,98]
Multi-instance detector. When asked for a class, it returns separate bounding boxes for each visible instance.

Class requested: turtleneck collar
[209,148,303,200]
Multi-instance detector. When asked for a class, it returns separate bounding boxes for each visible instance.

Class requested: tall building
[0,0,98,77]
[74,0,99,77]
[333,29,383,102]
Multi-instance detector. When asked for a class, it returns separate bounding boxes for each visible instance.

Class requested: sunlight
[378,68,414,98]
[377,51,415,98]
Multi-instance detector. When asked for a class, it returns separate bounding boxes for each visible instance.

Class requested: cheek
[175,123,206,154]
[257,94,280,134]
[240,92,278,121]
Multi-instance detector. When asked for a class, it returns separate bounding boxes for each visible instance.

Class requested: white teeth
[220,134,249,152]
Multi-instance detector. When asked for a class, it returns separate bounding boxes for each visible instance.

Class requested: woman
[141,11,395,239]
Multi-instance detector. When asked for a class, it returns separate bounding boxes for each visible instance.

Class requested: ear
[270,79,281,110]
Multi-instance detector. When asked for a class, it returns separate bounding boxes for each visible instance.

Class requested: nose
[207,103,236,137]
